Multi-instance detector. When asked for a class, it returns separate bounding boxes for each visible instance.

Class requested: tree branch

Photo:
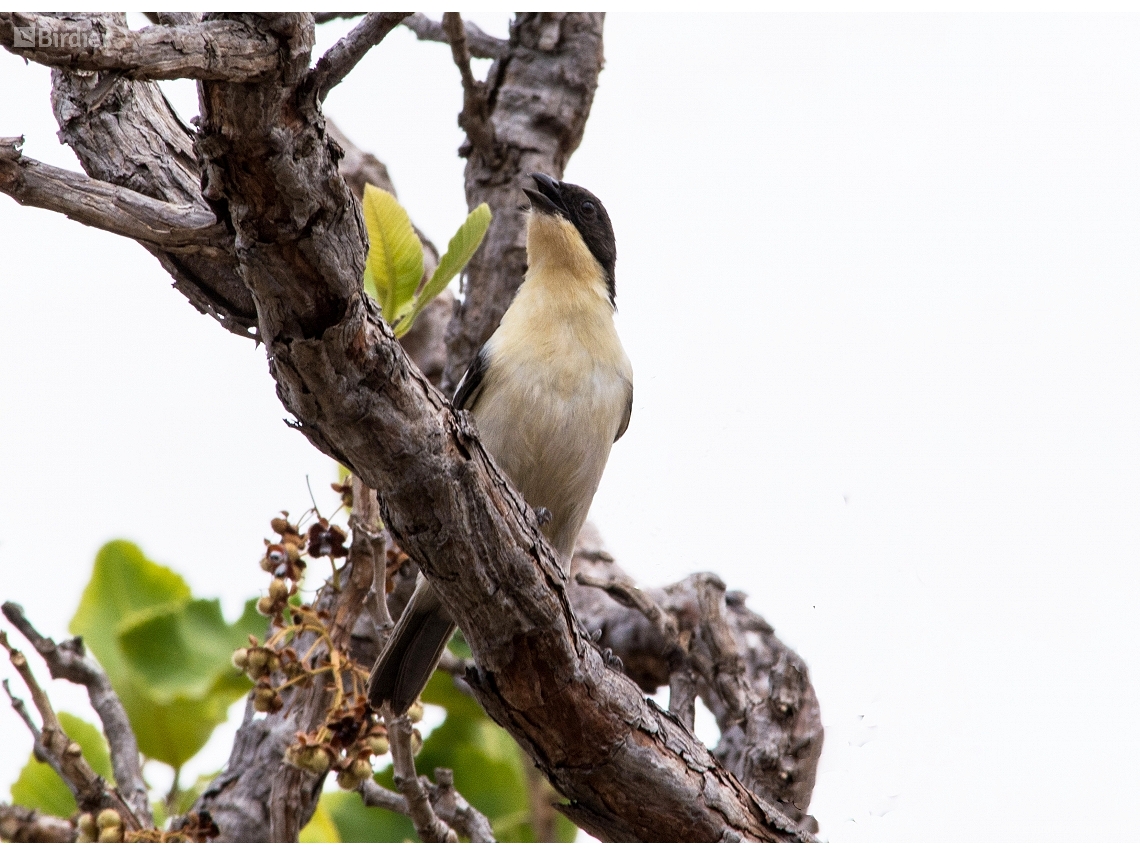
[358,770,495,843]
[0,12,278,81]
[441,13,494,153]
[0,629,144,832]
[43,16,260,337]
[306,12,411,105]
[387,714,457,842]
[0,137,227,249]
[569,526,823,830]
[0,804,75,843]
[1,602,152,826]
[403,13,508,59]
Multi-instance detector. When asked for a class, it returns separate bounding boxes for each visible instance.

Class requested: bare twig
[0,629,144,830]
[358,772,495,843]
[441,13,495,153]
[0,12,278,81]
[350,477,393,639]
[403,13,507,59]
[386,715,457,842]
[575,571,681,655]
[0,138,227,250]
[2,602,151,825]
[4,678,52,767]
[307,12,412,105]
[0,804,75,843]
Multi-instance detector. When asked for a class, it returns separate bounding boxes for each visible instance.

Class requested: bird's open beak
[523,173,567,217]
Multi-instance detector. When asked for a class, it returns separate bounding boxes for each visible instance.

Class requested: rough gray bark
[0,11,822,842]
[0,12,279,81]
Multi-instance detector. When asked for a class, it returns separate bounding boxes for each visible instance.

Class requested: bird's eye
[581,200,596,216]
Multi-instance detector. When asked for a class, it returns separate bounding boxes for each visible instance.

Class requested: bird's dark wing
[615,380,633,442]
[452,346,489,411]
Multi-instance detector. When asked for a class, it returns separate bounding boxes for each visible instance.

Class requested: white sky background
[1,10,1138,844]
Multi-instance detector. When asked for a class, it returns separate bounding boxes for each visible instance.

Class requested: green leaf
[318,789,414,842]
[393,203,491,338]
[300,793,345,843]
[68,541,267,769]
[362,184,423,323]
[10,712,114,818]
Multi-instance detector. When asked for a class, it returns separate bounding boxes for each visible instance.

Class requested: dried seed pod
[269,577,289,600]
[231,647,249,671]
[95,809,121,830]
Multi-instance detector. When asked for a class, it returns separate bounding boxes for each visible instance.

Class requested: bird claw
[534,506,552,526]
[602,648,624,672]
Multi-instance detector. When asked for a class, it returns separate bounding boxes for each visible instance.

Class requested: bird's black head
[524,173,616,302]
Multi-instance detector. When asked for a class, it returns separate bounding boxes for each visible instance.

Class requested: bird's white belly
[472,355,627,561]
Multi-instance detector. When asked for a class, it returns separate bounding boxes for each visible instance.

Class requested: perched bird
[368,173,633,715]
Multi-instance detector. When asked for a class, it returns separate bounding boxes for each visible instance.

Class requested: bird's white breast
[471,269,631,562]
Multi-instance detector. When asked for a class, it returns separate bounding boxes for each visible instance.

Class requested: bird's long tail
[368,577,456,716]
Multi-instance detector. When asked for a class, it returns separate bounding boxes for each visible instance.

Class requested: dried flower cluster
[235,512,423,792]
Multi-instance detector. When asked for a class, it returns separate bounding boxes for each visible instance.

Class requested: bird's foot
[534,506,552,526]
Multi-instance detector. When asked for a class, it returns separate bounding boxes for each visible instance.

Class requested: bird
[368,172,633,715]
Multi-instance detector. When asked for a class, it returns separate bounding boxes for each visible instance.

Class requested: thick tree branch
[0,137,226,249]
[0,12,278,81]
[569,526,823,829]
[403,13,508,60]
[185,13,809,839]
[1,603,152,826]
[306,12,411,105]
[41,16,259,337]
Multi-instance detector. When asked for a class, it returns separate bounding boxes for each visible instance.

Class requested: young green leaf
[393,203,491,338]
[362,184,424,323]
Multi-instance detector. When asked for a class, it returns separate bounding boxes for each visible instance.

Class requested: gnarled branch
[0,12,278,81]
[0,137,227,249]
